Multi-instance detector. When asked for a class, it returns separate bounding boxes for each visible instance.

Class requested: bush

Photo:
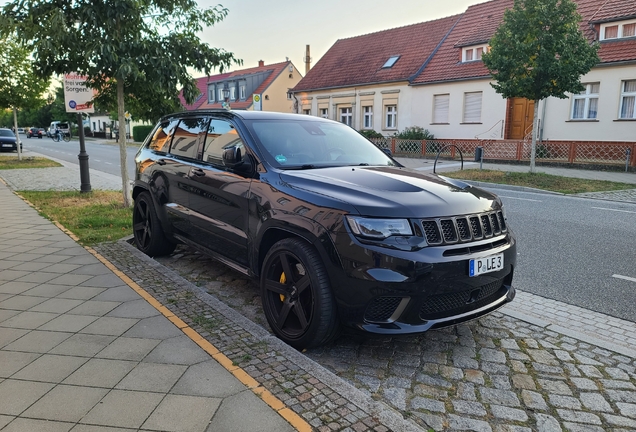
[394,126,434,140]
[133,125,154,142]
[358,129,385,139]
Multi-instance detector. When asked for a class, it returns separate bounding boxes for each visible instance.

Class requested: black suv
[133,110,516,349]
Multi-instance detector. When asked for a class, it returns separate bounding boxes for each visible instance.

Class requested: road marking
[498,196,542,202]
[592,207,636,214]
[105,162,112,165]
[613,274,636,283]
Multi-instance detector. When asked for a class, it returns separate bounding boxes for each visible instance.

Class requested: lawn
[0,156,62,169]
[441,169,636,194]
[18,190,132,246]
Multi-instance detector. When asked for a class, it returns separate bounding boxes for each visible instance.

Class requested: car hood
[279,166,500,218]
[0,136,17,144]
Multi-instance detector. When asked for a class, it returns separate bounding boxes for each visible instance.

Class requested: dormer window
[382,55,400,68]
[600,19,636,40]
[208,86,215,103]
[462,44,488,62]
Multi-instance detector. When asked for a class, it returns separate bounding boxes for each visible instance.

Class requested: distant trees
[0,32,50,159]
[482,0,599,172]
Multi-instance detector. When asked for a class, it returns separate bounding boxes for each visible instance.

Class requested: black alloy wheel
[132,191,176,256]
[261,239,340,349]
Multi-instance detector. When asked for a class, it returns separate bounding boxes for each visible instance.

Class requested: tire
[132,191,177,256]
[261,238,340,349]
[52,134,60,142]
[63,134,71,142]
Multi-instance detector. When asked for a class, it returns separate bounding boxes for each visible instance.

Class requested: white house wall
[410,79,508,140]
[541,64,636,142]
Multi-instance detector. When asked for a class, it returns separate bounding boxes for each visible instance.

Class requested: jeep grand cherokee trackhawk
[133,110,516,349]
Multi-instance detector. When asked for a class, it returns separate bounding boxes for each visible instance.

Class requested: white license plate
[469,253,504,277]
[2,144,13,148]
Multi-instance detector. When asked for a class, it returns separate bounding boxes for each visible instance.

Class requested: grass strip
[19,190,132,246]
[442,169,636,194]
[0,156,62,169]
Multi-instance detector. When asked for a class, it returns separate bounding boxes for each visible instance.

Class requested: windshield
[0,130,14,137]
[244,119,398,169]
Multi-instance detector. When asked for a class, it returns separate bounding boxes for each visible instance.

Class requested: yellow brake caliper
[279,272,286,302]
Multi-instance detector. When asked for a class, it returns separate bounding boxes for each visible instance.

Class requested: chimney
[258,60,264,67]
[304,45,311,75]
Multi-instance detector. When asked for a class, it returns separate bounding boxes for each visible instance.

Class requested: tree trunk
[117,79,131,207]
[12,107,22,161]
[529,99,540,173]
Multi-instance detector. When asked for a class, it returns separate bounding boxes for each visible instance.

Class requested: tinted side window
[170,117,208,159]
[148,119,179,153]
[202,119,245,165]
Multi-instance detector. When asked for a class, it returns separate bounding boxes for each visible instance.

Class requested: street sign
[253,94,262,111]
[63,73,95,113]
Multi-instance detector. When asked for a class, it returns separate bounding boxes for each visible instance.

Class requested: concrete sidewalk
[0,181,297,431]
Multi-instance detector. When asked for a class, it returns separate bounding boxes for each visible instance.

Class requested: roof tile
[590,0,636,23]
[292,14,461,92]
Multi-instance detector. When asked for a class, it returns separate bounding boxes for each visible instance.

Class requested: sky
[197,0,484,77]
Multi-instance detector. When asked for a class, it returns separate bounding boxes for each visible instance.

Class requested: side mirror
[222,146,243,168]
[382,148,392,157]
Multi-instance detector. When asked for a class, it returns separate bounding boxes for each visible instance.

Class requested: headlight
[346,216,413,239]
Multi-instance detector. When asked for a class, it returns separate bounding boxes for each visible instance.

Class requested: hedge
[132,125,155,142]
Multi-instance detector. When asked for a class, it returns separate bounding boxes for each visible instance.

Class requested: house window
[601,19,636,40]
[433,94,449,123]
[363,106,373,129]
[208,86,215,103]
[239,84,246,100]
[218,88,224,102]
[385,105,397,129]
[340,107,352,126]
[320,108,329,118]
[230,86,236,101]
[463,92,482,123]
[619,80,636,119]
[571,83,599,119]
[382,55,400,68]
[303,109,311,115]
[462,45,488,62]
[287,91,293,100]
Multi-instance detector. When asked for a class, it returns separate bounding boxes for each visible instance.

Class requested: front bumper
[329,230,517,334]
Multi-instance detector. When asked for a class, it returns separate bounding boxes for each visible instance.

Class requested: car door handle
[156,159,166,166]
[191,168,205,177]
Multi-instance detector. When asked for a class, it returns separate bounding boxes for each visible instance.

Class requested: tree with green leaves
[1,0,240,206]
[0,32,50,160]
[482,0,599,172]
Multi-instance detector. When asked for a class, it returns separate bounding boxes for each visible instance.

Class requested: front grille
[364,296,403,322]
[419,279,505,320]
[419,210,506,246]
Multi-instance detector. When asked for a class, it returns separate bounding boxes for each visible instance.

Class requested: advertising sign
[63,73,95,113]
[253,94,262,111]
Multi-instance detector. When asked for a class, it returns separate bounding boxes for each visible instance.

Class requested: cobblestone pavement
[96,241,636,432]
[574,189,636,203]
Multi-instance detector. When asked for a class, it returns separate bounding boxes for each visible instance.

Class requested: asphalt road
[492,187,636,322]
[20,137,636,323]
[24,136,139,179]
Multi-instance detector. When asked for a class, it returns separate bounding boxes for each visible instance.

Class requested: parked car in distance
[16,128,25,134]
[0,128,22,152]
[27,127,44,138]
[133,110,516,349]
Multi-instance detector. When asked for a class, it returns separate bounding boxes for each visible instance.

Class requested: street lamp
[222,84,230,110]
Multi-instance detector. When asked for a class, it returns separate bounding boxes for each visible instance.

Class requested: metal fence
[370,138,636,168]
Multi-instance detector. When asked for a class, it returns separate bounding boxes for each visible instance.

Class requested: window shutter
[463,92,482,123]
[433,95,449,123]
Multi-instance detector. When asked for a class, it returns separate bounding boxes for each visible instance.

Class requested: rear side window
[148,119,179,153]
[170,117,208,159]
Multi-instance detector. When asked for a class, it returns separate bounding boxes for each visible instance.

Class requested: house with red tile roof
[180,60,302,113]
[291,15,462,133]
[292,0,635,145]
